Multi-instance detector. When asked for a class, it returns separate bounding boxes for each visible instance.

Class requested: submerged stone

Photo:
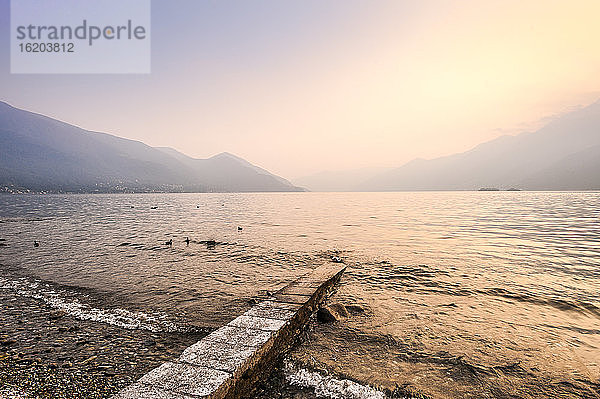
[317,303,349,323]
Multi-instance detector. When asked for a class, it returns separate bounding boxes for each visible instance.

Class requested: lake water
[0,192,599,398]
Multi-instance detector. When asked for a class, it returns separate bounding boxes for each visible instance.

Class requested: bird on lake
[184,237,190,245]
[165,239,172,246]
[237,226,243,231]
[33,241,39,247]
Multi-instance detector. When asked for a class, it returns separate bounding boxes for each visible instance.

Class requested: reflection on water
[0,192,599,397]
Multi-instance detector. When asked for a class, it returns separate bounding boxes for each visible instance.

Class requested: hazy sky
[1,0,599,178]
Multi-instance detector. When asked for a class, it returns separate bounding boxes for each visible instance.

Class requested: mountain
[0,101,303,193]
[358,100,600,191]
[155,148,301,192]
[292,167,393,192]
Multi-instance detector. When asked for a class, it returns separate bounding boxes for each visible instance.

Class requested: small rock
[82,355,97,364]
[317,303,349,323]
[345,304,365,314]
[440,303,458,308]
[49,310,66,320]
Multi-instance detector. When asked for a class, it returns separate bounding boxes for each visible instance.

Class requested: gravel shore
[0,290,205,399]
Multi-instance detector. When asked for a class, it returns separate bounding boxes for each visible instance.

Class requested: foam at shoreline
[0,277,183,332]
[284,361,389,399]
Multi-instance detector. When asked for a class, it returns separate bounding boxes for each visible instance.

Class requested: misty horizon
[2,98,600,193]
[3,97,600,182]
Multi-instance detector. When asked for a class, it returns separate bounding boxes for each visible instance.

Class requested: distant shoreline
[4,189,600,195]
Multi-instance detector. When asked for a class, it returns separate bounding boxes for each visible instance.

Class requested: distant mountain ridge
[357,99,600,191]
[292,167,393,192]
[0,101,303,193]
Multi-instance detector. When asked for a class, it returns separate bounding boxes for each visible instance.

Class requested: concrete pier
[113,263,346,399]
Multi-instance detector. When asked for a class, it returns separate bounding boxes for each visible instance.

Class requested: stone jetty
[113,263,346,399]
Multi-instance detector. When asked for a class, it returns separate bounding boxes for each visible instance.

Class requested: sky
[1,0,600,179]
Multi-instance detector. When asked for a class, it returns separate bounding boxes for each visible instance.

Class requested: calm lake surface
[1,192,599,398]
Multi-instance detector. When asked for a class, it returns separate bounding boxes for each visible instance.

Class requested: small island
[478,187,522,191]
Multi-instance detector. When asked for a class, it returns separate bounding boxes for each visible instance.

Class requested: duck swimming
[34,241,39,247]
[184,237,190,245]
[165,239,172,246]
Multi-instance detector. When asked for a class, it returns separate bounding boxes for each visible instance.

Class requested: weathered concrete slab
[228,314,287,331]
[180,339,256,373]
[299,264,346,284]
[112,264,345,399]
[255,299,302,310]
[278,284,319,297]
[286,279,323,288]
[244,302,297,320]
[113,383,197,399]
[204,325,274,348]
[272,292,313,304]
[139,362,231,397]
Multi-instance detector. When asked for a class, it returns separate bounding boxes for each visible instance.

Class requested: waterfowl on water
[34,241,39,247]
[165,239,172,246]
[184,237,190,245]
[237,226,243,231]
